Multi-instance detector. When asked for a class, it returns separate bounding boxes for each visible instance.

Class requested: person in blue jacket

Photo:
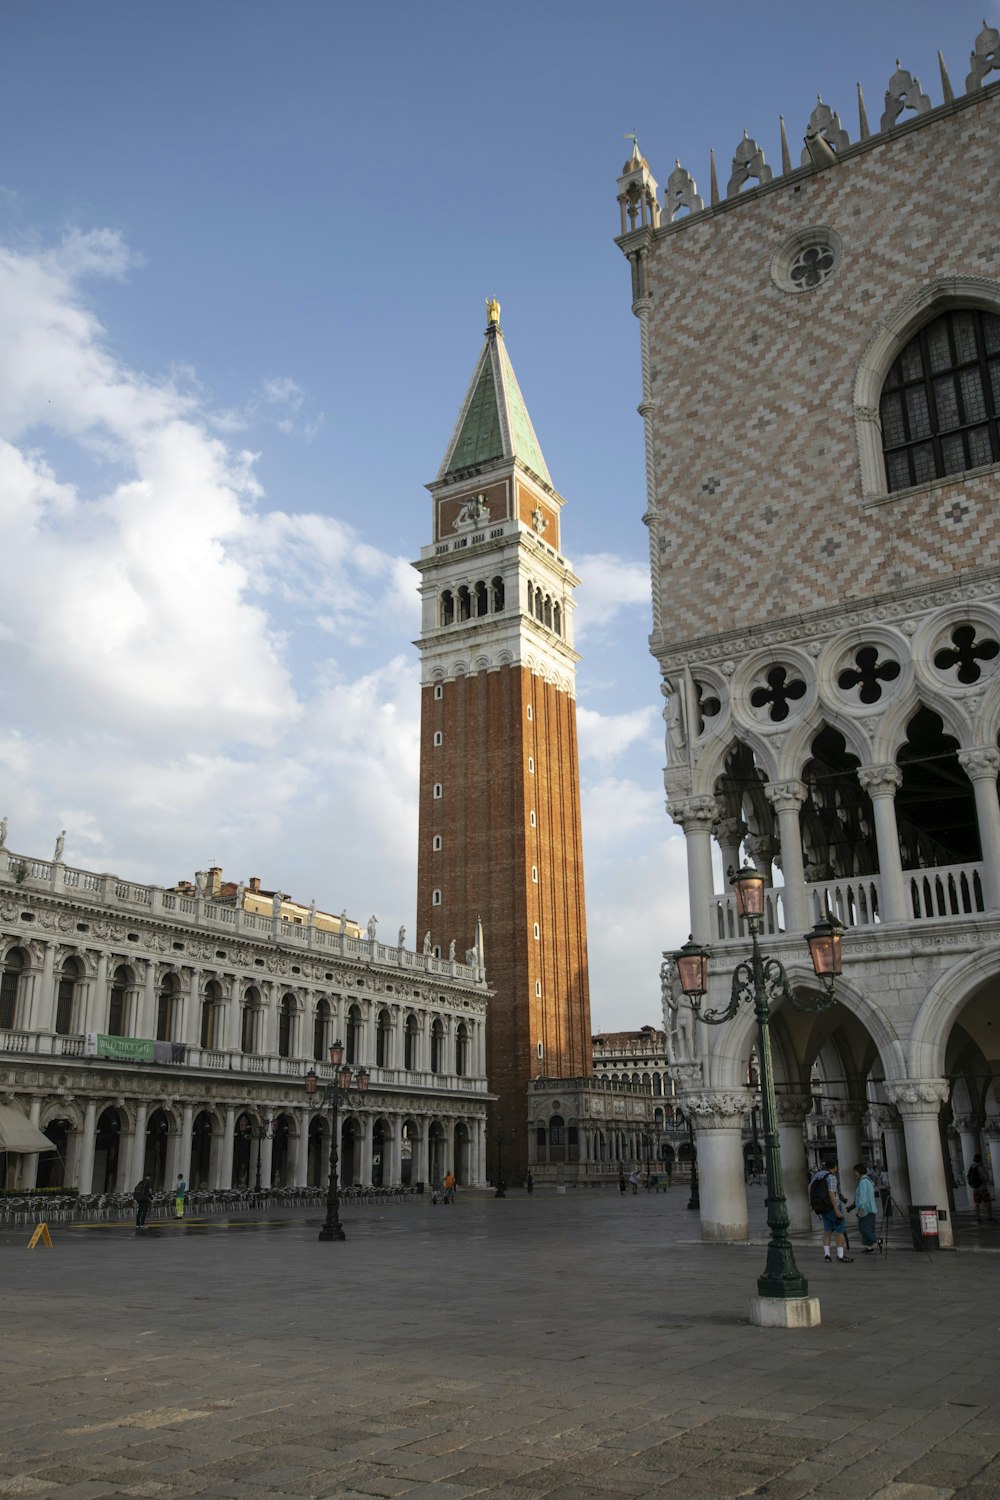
[849,1162,879,1252]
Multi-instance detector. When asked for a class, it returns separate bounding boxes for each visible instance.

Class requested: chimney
[208,866,222,896]
[249,876,261,894]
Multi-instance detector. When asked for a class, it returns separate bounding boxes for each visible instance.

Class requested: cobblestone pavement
[2,1188,1000,1500]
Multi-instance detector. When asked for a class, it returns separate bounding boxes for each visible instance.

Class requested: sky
[0,1,992,1031]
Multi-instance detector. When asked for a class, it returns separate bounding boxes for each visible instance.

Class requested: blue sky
[0,1,992,1029]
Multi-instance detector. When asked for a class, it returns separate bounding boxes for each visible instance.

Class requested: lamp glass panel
[732,868,765,918]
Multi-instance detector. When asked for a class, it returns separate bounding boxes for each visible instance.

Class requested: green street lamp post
[672,867,843,1300]
[673,1104,700,1211]
[305,1040,369,1242]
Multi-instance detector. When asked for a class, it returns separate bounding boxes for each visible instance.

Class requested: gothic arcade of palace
[618,24,1000,1245]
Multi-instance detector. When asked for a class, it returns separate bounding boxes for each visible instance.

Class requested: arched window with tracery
[455,1021,469,1077]
[404,1013,419,1069]
[156,972,179,1042]
[313,997,330,1061]
[56,956,82,1035]
[278,993,295,1058]
[880,308,1000,492]
[0,947,25,1030]
[430,1017,444,1073]
[346,1003,363,1064]
[376,1007,392,1068]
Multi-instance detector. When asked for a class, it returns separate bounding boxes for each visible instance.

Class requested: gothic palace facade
[619,24,1000,1246]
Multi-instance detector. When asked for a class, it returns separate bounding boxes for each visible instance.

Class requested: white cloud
[577,704,658,763]
[573,551,650,635]
[0,228,422,937]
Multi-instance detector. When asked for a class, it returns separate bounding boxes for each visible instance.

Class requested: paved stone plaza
[2,1190,999,1500]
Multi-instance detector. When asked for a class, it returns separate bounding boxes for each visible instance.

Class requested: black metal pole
[254,1130,262,1194]
[687,1116,700,1211]
[749,923,808,1298]
[494,1131,506,1197]
[318,1088,345,1241]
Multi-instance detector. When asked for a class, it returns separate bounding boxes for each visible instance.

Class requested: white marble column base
[749,1295,821,1329]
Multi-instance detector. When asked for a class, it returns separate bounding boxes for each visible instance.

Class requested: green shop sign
[91,1034,154,1062]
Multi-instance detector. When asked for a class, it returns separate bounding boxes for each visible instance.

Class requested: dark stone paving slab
[2,1190,1000,1497]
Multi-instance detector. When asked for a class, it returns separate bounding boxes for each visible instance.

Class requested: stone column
[887,1080,954,1248]
[361,1001,376,1068]
[140,961,157,1039]
[877,1105,911,1208]
[684,1090,750,1242]
[359,1115,373,1185]
[77,1098,98,1193]
[857,765,907,922]
[958,748,1000,911]
[86,952,108,1035]
[208,1119,225,1188]
[32,942,57,1031]
[669,796,720,944]
[21,1097,43,1190]
[178,1102,194,1184]
[259,1130,274,1189]
[225,980,242,1053]
[825,1099,865,1174]
[775,1094,813,1233]
[294,1110,311,1187]
[127,1100,149,1187]
[414,1123,429,1187]
[220,1107,236,1190]
[384,1118,400,1186]
[184,974,202,1048]
[765,781,809,934]
[714,816,747,890]
[981,1120,1000,1194]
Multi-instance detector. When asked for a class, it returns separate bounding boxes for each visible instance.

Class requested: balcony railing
[0,849,486,986]
[711,860,987,942]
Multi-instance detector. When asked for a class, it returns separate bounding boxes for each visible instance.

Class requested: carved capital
[868,1102,901,1130]
[951,1113,983,1134]
[663,767,693,801]
[714,817,747,847]
[884,1077,950,1115]
[775,1093,813,1127]
[682,1091,751,1130]
[857,763,903,798]
[764,779,807,814]
[669,795,720,834]
[822,1099,865,1128]
[958,746,1000,782]
[666,1062,703,1093]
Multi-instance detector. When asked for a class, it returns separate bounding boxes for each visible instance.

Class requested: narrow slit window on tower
[530,810,536,827]
[433,783,443,799]
[528,756,535,773]
[533,923,540,940]
[432,889,442,906]
[433,731,443,746]
[434,683,443,700]
[432,835,442,851]
[534,980,542,997]
[526,704,533,720]
[532,865,538,883]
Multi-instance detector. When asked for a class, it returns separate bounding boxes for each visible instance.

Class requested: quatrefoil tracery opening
[837,645,901,705]
[694,681,722,734]
[933,624,1000,684]
[749,665,807,722]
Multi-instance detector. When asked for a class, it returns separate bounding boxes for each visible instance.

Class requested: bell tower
[414,302,592,1180]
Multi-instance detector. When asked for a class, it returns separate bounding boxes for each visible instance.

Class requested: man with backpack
[133,1176,152,1231]
[967,1154,996,1224]
[809,1158,853,1263]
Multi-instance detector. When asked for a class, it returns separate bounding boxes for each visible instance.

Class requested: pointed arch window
[0,948,25,1030]
[881,308,1000,492]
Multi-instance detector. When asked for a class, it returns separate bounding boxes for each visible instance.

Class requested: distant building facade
[618,26,1000,1244]
[0,839,490,1193]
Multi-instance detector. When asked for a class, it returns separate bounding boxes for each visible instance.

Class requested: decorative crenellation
[617,23,999,237]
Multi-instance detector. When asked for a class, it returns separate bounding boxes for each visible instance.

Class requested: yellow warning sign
[27,1223,53,1249]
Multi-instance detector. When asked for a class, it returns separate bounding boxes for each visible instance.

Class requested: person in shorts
[967,1154,996,1224]
[810,1158,853,1263]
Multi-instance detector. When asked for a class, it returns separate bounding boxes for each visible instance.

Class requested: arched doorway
[271,1113,292,1187]
[341,1119,359,1186]
[144,1109,171,1189]
[371,1119,385,1187]
[428,1121,445,1187]
[191,1111,213,1188]
[36,1118,72,1189]
[454,1122,470,1184]
[232,1112,254,1188]
[94,1107,122,1192]
[308,1115,326,1187]
[400,1119,418,1186]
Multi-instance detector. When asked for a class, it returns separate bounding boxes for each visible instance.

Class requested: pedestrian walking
[847,1162,879,1252]
[618,1171,627,1195]
[628,1169,640,1195]
[443,1170,456,1204]
[967,1154,996,1223]
[133,1176,152,1230]
[809,1158,853,1263]
[174,1174,187,1220]
[525,1171,534,1194]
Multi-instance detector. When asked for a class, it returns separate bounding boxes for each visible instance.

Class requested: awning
[0,1104,56,1153]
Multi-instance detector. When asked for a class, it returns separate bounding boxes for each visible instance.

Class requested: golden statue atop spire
[485,296,501,329]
